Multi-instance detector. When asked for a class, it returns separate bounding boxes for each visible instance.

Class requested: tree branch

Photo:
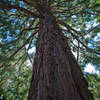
[26,52,33,64]
[58,21,100,55]
[77,42,80,62]
[0,28,35,48]
[0,5,40,18]
[58,20,83,37]
[67,29,100,55]
[21,0,44,16]
[88,24,100,33]
[12,53,26,67]
[0,30,38,68]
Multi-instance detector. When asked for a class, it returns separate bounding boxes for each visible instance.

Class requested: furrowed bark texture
[28,8,94,100]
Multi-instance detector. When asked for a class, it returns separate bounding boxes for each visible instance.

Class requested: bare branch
[88,24,100,33]
[77,42,80,62]
[26,52,33,64]
[71,42,94,60]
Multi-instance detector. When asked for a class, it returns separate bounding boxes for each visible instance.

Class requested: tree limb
[0,30,38,68]
[58,20,83,37]
[67,29,100,55]
[77,42,80,62]
[21,0,44,16]
[12,53,26,67]
[0,5,40,18]
[58,21,100,55]
[0,28,35,48]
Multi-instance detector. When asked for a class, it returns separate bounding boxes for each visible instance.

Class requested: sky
[85,63,99,74]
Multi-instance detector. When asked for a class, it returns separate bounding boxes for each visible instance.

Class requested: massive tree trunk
[28,6,94,100]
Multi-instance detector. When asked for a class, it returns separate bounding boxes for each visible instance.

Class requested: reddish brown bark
[28,7,94,100]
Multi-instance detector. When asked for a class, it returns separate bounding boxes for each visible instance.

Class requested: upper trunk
[28,7,94,100]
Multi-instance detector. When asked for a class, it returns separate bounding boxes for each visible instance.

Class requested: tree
[0,0,100,100]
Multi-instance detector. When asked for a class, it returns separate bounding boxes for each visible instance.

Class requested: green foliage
[86,73,100,100]
[0,0,100,99]
[0,58,32,100]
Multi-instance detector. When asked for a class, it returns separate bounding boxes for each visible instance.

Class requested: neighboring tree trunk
[28,6,94,100]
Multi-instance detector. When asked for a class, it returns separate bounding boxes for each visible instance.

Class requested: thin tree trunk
[28,6,94,100]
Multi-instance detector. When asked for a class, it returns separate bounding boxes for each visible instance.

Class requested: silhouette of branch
[0,5,40,18]
[77,42,80,62]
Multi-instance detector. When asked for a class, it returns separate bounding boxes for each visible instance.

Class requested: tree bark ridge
[28,10,94,100]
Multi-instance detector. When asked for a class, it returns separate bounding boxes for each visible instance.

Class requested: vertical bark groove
[28,9,94,100]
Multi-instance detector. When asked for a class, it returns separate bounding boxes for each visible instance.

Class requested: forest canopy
[0,0,100,100]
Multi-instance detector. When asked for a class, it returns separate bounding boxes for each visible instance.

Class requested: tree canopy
[0,0,100,100]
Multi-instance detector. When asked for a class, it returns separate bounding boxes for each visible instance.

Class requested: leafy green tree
[86,73,100,100]
[0,0,100,100]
